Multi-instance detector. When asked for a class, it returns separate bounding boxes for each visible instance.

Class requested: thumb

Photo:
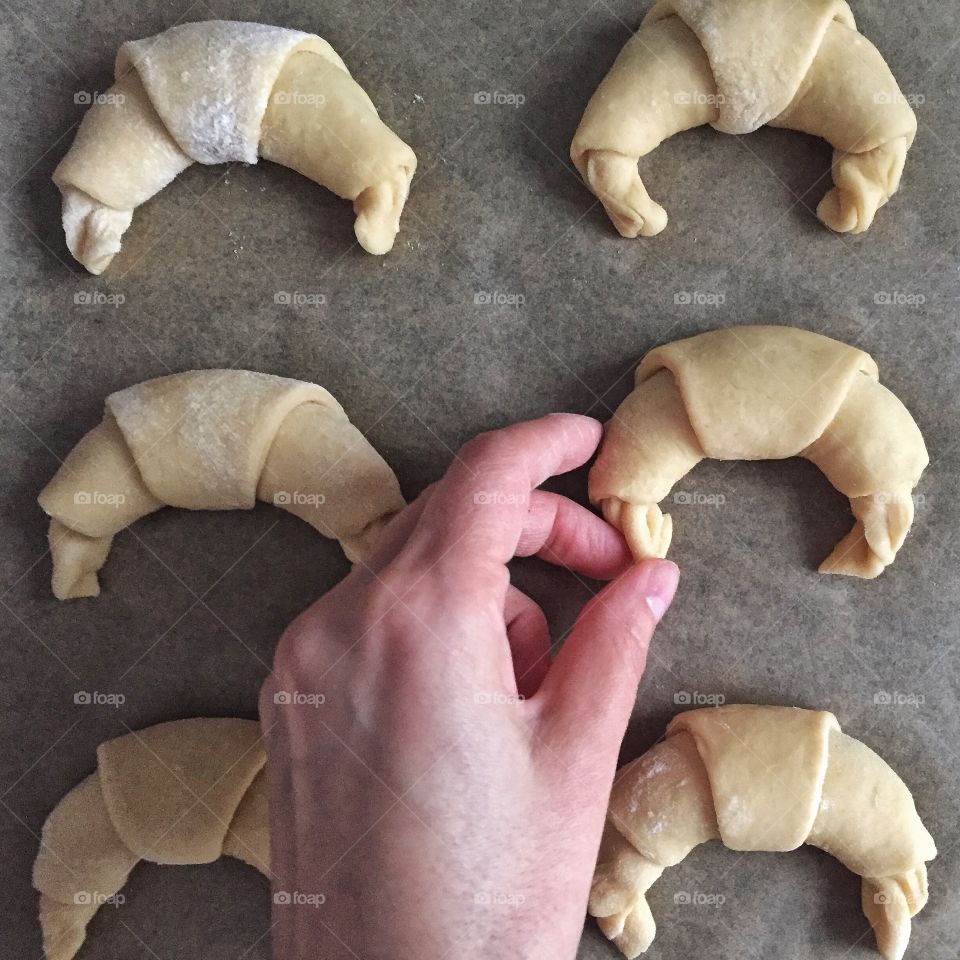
[534,560,678,760]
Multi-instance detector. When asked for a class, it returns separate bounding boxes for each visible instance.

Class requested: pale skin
[260,414,679,960]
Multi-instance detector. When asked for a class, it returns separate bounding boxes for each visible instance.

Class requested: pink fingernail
[646,594,669,623]
[642,561,679,625]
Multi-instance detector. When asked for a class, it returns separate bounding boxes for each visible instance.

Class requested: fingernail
[640,560,679,625]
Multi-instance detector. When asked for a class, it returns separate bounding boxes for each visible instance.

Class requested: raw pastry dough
[590,705,936,960]
[33,719,269,960]
[38,369,405,599]
[589,326,927,578]
[36,709,937,960]
[54,20,417,272]
[571,0,917,236]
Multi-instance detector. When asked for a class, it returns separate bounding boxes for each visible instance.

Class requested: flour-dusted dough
[33,719,268,960]
[589,326,927,578]
[38,369,405,599]
[591,705,936,960]
[54,20,417,272]
[571,0,917,237]
[37,709,937,960]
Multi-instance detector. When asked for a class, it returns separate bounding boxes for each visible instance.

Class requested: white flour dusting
[117,22,348,165]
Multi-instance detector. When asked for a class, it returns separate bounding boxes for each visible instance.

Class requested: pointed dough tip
[47,521,111,600]
[353,173,412,255]
[60,188,132,275]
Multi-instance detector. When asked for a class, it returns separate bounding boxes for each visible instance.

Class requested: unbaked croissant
[591,705,936,960]
[33,718,268,960]
[38,369,405,599]
[589,326,927,578]
[54,20,417,272]
[571,0,917,237]
[37,709,937,960]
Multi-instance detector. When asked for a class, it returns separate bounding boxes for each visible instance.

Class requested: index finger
[408,413,603,569]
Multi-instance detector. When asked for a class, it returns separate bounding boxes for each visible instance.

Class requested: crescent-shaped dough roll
[570,0,917,237]
[33,719,268,960]
[54,20,417,272]
[38,369,405,600]
[590,705,937,960]
[589,326,927,578]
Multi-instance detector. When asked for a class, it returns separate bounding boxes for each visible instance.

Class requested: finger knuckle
[459,429,503,460]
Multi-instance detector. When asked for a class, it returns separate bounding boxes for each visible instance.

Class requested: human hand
[259,413,679,960]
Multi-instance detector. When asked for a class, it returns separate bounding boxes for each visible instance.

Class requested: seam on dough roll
[591,704,937,960]
[37,369,406,599]
[642,0,856,134]
[587,326,928,578]
[115,22,350,165]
